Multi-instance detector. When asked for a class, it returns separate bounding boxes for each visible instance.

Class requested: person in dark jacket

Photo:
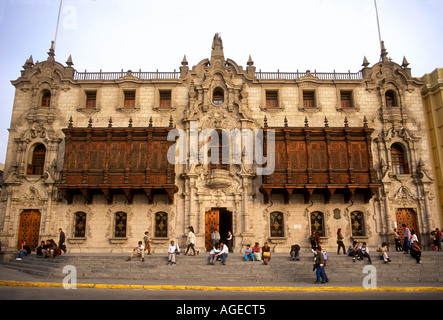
[58,228,66,254]
[314,246,326,284]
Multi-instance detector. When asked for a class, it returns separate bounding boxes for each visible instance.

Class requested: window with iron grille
[114,212,127,238]
[73,212,87,238]
[310,211,325,236]
[351,211,365,236]
[270,212,284,237]
[155,212,168,238]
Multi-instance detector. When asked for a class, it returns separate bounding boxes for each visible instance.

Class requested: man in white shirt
[127,241,145,262]
[216,241,229,265]
[358,242,372,264]
[168,240,180,265]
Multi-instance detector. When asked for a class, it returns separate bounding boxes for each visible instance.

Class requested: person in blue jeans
[16,240,31,260]
[244,244,253,261]
[314,247,326,284]
[217,241,229,265]
[402,224,411,253]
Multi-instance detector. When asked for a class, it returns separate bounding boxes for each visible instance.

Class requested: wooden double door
[395,208,419,243]
[17,210,41,251]
[205,208,232,251]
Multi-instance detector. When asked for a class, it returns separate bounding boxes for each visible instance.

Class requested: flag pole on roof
[374,0,383,52]
[54,0,63,51]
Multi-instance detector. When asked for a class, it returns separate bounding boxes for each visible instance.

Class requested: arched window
[73,212,87,238]
[155,212,168,238]
[385,91,397,108]
[41,90,51,107]
[27,144,46,175]
[351,211,365,236]
[270,212,284,237]
[213,88,224,105]
[310,211,325,237]
[114,212,127,238]
[391,143,409,175]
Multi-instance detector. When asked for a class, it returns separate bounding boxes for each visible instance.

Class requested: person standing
[435,228,442,252]
[314,246,325,284]
[58,228,66,254]
[403,224,411,254]
[336,228,346,255]
[211,229,220,246]
[226,231,233,253]
[185,226,197,256]
[143,231,153,255]
[393,228,402,251]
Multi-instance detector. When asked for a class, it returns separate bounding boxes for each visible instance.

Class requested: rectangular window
[85,91,97,108]
[340,91,352,108]
[303,91,315,108]
[159,90,172,108]
[124,91,136,108]
[266,91,278,108]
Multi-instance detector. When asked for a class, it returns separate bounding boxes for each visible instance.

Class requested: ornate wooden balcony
[259,120,380,204]
[57,121,177,204]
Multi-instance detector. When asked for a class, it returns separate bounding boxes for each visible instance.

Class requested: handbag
[262,251,270,258]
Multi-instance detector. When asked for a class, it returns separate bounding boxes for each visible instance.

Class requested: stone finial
[264,115,268,128]
[68,116,73,129]
[108,117,113,128]
[88,117,93,128]
[362,56,370,68]
[169,115,173,128]
[66,55,74,67]
[380,41,389,62]
[247,55,254,66]
[181,55,188,66]
[363,116,368,128]
[180,55,189,77]
[47,41,55,60]
[304,117,309,128]
[149,117,153,128]
[344,117,349,128]
[402,56,410,68]
[284,117,288,127]
[128,117,133,128]
[324,117,329,128]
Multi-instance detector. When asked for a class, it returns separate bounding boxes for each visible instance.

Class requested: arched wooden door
[17,210,41,251]
[395,208,419,244]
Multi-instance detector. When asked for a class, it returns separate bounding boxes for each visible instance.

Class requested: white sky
[0,0,442,163]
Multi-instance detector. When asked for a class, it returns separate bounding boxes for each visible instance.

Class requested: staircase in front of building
[1,251,443,285]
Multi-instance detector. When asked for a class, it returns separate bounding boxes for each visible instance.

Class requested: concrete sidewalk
[1,264,442,292]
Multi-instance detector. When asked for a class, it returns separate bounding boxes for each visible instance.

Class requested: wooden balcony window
[27,144,46,175]
[213,88,224,106]
[41,91,51,107]
[85,91,97,108]
[124,91,136,108]
[159,90,172,108]
[266,91,278,108]
[391,143,409,174]
[340,91,353,108]
[385,91,397,108]
[303,91,315,108]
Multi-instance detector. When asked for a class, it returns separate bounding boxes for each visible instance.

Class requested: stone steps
[2,252,443,284]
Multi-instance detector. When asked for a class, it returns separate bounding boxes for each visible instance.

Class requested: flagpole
[54,0,63,51]
[374,0,383,51]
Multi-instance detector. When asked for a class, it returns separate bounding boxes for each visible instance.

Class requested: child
[244,244,253,261]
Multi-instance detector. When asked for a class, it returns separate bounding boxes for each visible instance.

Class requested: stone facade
[0,35,439,253]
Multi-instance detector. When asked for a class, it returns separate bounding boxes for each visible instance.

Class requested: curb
[1,280,443,292]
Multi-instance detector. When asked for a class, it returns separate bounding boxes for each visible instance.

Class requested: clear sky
[0,0,442,163]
